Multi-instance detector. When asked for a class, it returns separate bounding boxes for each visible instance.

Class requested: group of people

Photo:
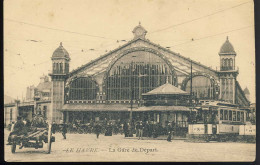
[8,116,176,142]
[134,121,175,141]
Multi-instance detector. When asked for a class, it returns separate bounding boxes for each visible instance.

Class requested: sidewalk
[125,135,187,140]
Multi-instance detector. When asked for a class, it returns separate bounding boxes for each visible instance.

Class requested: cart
[9,123,55,154]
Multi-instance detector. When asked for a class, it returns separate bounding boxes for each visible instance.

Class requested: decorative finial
[139,21,141,25]
[60,42,63,46]
[226,36,229,41]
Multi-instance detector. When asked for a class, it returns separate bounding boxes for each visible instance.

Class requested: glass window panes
[220,109,223,120]
[229,110,232,121]
[224,110,228,120]
[233,111,236,121]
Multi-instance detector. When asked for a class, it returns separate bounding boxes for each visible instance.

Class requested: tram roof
[134,106,190,112]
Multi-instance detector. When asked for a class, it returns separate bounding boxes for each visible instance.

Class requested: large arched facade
[64,76,99,102]
[103,47,178,101]
[181,72,220,100]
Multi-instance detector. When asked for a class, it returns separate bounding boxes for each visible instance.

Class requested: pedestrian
[138,121,144,140]
[105,123,112,136]
[7,116,26,147]
[94,123,102,139]
[166,123,172,142]
[144,121,151,137]
[123,122,129,137]
[62,123,67,139]
[52,122,57,134]
[135,122,140,137]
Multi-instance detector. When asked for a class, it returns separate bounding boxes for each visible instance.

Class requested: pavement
[4,130,256,162]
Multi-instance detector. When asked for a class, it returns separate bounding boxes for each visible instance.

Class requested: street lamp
[129,56,136,136]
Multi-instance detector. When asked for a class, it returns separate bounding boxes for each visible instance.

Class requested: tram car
[187,101,255,142]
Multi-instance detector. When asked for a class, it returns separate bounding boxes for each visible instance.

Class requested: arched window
[185,75,216,99]
[104,52,177,100]
[221,59,225,70]
[53,63,55,73]
[222,59,226,70]
[56,63,59,73]
[230,59,233,70]
[67,77,98,100]
[224,59,228,70]
[228,59,231,69]
[60,63,63,73]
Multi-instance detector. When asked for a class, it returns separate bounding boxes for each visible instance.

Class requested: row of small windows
[221,58,234,70]
[53,62,69,74]
[220,109,246,122]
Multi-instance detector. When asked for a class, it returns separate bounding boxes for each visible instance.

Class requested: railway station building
[48,24,250,130]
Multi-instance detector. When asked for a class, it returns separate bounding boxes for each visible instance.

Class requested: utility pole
[190,60,193,105]
[129,61,134,136]
[190,60,193,123]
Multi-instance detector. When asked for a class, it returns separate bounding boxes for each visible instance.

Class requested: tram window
[241,112,244,122]
[237,112,240,121]
[229,110,232,121]
[233,111,236,121]
[220,109,223,120]
[224,110,228,120]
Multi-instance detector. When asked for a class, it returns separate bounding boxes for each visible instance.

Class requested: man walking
[138,121,144,140]
[123,122,129,137]
[94,123,102,139]
[62,123,67,139]
[166,122,172,142]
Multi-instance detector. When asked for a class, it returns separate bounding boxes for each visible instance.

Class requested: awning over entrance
[61,104,131,112]
[134,106,190,112]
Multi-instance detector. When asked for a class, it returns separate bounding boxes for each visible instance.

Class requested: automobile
[9,124,55,154]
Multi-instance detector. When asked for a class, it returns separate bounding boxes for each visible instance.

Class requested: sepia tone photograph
[4,0,255,162]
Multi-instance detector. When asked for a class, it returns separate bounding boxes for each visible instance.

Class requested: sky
[4,0,255,102]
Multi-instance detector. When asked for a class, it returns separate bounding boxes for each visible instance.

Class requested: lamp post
[129,56,137,136]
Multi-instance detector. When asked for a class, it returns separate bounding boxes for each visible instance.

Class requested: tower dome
[52,42,70,59]
[219,36,236,55]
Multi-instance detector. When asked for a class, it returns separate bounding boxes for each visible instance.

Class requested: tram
[187,100,255,142]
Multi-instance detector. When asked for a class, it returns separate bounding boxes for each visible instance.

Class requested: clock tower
[132,22,147,39]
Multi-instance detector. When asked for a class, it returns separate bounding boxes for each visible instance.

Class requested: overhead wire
[5,18,118,40]
[149,1,252,34]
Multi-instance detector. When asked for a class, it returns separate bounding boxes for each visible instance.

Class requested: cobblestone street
[4,130,255,162]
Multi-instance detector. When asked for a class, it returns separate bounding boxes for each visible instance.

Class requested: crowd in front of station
[51,118,176,141]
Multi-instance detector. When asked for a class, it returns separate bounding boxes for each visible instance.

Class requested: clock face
[135,28,143,36]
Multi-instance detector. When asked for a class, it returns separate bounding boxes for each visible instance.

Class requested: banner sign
[217,124,239,134]
[239,125,256,135]
[188,124,205,134]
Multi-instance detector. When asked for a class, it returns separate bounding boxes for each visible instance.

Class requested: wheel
[47,141,52,154]
[11,143,16,153]
[47,123,52,154]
